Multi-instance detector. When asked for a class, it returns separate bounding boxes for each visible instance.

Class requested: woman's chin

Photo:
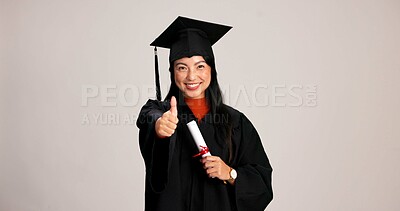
[183,91,204,99]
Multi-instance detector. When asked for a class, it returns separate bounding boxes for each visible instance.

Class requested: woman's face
[174,55,212,99]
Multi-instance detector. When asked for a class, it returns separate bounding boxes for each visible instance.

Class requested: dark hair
[165,56,233,163]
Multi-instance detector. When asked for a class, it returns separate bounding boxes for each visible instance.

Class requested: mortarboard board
[150,16,232,101]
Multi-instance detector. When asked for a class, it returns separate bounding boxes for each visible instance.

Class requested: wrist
[228,168,237,181]
[224,167,237,185]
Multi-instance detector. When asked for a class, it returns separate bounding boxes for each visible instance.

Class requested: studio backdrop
[1,0,399,210]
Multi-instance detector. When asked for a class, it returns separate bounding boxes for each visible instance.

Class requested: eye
[197,64,205,69]
[176,66,188,72]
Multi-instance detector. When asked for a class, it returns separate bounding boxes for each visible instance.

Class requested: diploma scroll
[187,120,211,158]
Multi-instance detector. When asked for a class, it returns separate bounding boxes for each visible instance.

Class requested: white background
[1,0,399,210]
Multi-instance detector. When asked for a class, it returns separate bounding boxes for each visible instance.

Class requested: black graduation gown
[136,99,273,211]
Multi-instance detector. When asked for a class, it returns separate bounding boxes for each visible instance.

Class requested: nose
[186,68,196,81]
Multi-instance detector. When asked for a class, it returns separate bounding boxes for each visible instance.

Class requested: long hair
[165,56,233,163]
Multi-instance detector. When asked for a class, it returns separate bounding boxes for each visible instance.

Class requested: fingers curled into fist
[200,156,231,181]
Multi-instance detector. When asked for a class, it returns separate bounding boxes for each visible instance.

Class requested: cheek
[202,69,212,84]
[174,72,180,83]
[174,72,185,86]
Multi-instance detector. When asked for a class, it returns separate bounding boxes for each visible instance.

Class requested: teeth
[186,83,199,88]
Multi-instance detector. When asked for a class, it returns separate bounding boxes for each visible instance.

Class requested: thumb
[170,96,178,116]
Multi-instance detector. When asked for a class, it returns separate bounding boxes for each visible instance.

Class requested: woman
[137,16,273,211]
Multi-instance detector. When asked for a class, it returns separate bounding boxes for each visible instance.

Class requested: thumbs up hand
[155,96,179,138]
[169,96,178,117]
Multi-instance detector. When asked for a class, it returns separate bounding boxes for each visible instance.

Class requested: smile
[185,83,201,90]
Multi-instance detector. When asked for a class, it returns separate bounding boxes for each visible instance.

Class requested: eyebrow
[175,60,206,67]
[194,60,206,66]
[175,62,188,67]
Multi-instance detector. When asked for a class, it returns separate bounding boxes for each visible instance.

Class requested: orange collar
[184,98,210,121]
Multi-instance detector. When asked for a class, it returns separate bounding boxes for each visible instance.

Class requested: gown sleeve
[136,99,171,193]
[233,113,273,211]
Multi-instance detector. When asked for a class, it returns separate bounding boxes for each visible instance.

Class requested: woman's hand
[155,96,179,138]
[201,156,231,181]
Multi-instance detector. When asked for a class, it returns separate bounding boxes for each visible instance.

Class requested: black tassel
[154,47,161,101]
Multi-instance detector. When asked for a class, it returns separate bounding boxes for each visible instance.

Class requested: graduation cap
[150,16,232,100]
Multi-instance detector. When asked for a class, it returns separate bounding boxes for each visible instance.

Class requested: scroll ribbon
[192,145,210,158]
